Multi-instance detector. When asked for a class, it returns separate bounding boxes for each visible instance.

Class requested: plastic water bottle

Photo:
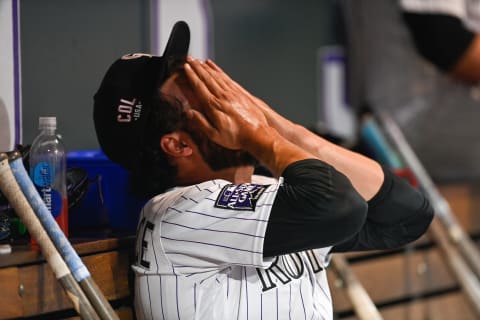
[29,117,69,237]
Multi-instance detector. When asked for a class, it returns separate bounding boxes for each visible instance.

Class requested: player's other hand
[184,57,270,150]
[201,59,298,141]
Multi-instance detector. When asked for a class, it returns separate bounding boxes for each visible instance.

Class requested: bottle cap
[0,244,12,255]
[39,116,57,130]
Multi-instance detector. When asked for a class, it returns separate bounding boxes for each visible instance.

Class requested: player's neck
[197,165,254,184]
[176,164,254,186]
[223,165,255,184]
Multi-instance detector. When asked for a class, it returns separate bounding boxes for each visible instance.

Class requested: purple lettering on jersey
[215,183,268,211]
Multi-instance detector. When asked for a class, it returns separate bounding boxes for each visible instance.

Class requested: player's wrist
[240,126,279,152]
[243,127,315,177]
[262,109,296,138]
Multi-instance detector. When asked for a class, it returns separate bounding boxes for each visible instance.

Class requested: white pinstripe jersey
[132,175,333,320]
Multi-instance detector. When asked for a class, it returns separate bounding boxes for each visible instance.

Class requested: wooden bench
[0,237,136,319]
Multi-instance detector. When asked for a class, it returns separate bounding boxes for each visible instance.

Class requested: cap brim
[163,21,190,59]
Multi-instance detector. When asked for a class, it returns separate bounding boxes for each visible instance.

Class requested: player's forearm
[307,132,384,201]
[262,109,383,200]
[242,126,315,178]
[451,34,480,83]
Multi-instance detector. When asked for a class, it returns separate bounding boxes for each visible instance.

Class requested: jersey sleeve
[263,159,367,257]
[400,0,480,32]
[156,179,280,275]
[400,0,466,18]
[331,166,433,253]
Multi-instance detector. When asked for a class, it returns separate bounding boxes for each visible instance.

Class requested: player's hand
[204,59,298,140]
[204,60,276,119]
[184,57,270,150]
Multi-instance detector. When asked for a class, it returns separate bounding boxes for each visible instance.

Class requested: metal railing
[367,112,480,316]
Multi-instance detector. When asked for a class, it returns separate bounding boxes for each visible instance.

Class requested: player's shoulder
[142,176,279,217]
[142,179,231,214]
[252,174,278,185]
[153,176,276,203]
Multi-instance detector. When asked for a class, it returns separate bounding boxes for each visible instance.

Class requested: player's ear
[160,132,193,157]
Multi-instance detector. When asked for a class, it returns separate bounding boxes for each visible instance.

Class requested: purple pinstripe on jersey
[244,268,249,320]
[146,277,153,319]
[194,283,197,310]
[160,277,165,320]
[151,235,160,273]
[162,220,265,238]
[261,288,263,320]
[161,236,264,255]
[176,276,181,320]
[167,259,264,269]
[276,288,279,320]
[289,283,293,320]
[183,209,269,221]
[300,281,307,320]
[227,272,230,297]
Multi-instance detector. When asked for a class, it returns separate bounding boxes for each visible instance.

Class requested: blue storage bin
[67,149,146,235]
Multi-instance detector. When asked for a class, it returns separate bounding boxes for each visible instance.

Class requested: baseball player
[93,21,433,320]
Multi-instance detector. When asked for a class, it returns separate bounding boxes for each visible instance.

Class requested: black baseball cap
[93,21,190,171]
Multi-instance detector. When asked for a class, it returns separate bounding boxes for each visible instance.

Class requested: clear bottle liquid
[29,117,69,237]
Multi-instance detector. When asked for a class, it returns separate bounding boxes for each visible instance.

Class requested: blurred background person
[401,0,480,84]
[340,0,480,183]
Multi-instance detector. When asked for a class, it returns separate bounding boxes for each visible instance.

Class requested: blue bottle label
[32,162,62,218]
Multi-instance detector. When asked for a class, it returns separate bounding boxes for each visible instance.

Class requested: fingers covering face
[185,58,242,96]
[184,58,223,97]
[183,60,213,104]
[183,58,261,120]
